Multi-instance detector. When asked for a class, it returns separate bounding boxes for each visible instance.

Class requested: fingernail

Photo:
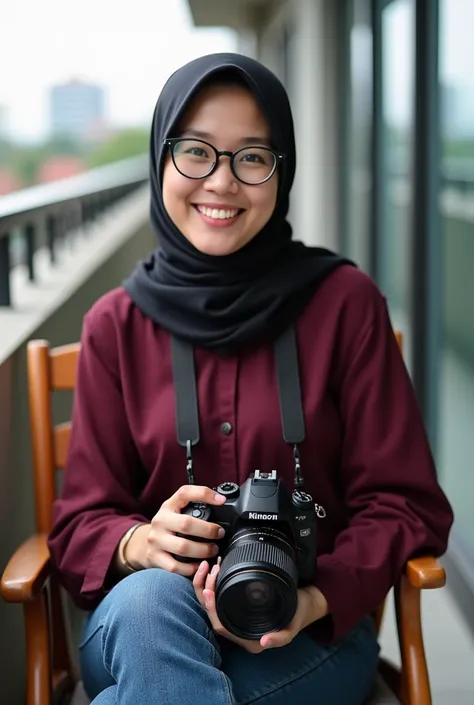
[263,638,272,648]
[217,528,225,538]
[214,493,226,503]
[211,564,219,575]
[212,545,219,556]
[198,561,207,572]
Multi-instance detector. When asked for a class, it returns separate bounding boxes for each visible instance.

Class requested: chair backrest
[27,340,80,535]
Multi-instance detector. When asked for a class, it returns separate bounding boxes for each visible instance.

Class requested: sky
[0,0,237,142]
[0,0,473,142]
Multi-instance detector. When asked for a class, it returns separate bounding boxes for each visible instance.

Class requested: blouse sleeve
[311,287,454,643]
[48,306,149,610]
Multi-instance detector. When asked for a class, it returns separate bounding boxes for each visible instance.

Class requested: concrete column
[287,0,339,250]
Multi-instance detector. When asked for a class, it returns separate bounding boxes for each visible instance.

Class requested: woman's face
[162,83,278,256]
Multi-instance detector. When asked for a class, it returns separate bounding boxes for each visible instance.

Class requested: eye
[185,146,208,158]
[240,151,266,164]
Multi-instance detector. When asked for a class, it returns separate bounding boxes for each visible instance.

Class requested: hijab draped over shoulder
[124,53,352,354]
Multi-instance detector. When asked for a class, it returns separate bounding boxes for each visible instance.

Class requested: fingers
[195,563,266,655]
[163,485,227,512]
[193,560,210,608]
[205,562,220,592]
[193,560,210,589]
[260,629,292,649]
[164,511,225,541]
[153,550,200,577]
[161,532,220,561]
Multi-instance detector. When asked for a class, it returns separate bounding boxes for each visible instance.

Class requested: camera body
[178,469,317,584]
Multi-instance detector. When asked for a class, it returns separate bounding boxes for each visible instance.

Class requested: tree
[86,127,149,168]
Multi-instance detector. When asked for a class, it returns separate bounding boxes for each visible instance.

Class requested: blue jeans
[79,569,379,705]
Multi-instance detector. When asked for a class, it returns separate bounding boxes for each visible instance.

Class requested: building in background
[49,79,107,142]
[0,103,8,140]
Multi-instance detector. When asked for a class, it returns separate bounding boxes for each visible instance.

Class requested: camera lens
[215,527,299,640]
[245,580,272,607]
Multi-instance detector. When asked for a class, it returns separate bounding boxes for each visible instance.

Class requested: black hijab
[123,53,352,354]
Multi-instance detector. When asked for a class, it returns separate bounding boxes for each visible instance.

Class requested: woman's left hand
[193,559,329,650]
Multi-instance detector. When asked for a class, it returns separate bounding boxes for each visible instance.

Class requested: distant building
[0,104,8,140]
[0,168,21,195]
[49,79,106,141]
[38,156,85,184]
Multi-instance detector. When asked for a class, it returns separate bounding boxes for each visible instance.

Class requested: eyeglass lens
[172,140,276,184]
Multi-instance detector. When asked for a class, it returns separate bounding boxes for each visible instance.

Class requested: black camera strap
[171,335,200,484]
[171,325,306,488]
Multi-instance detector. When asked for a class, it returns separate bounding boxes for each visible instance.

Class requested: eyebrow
[180,128,271,146]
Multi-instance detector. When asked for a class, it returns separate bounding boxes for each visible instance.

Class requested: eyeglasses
[163,138,284,185]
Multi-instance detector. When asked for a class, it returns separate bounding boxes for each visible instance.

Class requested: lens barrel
[215,526,299,639]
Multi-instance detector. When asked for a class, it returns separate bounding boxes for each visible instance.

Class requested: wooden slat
[53,423,71,469]
[49,344,80,390]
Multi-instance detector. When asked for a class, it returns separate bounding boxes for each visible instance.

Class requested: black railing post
[25,223,35,281]
[0,234,11,306]
[47,214,56,264]
[411,0,441,448]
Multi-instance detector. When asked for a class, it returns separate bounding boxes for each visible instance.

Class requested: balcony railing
[0,155,149,306]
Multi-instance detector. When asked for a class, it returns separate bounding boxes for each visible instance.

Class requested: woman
[48,53,453,705]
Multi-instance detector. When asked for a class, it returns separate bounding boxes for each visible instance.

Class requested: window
[438,0,474,560]
[378,0,415,371]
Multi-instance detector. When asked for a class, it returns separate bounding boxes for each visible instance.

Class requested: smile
[195,205,242,220]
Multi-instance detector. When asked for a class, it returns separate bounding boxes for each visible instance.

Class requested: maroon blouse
[48,265,453,643]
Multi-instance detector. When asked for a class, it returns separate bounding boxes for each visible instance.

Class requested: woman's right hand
[125,485,227,577]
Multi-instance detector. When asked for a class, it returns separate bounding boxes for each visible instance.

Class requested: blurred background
[0,1,473,703]
[0,1,237,190]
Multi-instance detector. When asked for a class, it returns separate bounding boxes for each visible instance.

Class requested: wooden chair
[0,333,447,705]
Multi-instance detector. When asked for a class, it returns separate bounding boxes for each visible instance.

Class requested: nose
[203,156,238,194]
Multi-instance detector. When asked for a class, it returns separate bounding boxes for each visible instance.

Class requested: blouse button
[221,422,233,435]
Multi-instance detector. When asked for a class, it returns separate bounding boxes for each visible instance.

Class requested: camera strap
[171,325,306,488]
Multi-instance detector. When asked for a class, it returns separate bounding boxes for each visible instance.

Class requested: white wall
[244,0,341,251]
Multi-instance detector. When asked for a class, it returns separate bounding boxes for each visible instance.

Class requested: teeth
[197,205,239,220]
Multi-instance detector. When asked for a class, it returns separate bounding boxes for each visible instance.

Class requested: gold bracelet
[119,523,147,573]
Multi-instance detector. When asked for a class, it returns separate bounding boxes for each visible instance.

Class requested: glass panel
[438,0,474,559]
[379,0,415,372]
[345,0,373,273]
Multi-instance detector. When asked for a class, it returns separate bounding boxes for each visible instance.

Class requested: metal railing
[0,154,149,306]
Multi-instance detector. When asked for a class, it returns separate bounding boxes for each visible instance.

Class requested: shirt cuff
[310,554,365,644]
[81,516,149,600]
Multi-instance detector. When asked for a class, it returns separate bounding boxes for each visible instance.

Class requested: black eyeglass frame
[163,137,285,185]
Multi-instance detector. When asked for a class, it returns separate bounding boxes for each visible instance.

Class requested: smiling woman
[47,52,453,705]
[162,82,279,256]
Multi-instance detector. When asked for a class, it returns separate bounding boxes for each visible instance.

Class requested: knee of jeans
[106,569,196,628]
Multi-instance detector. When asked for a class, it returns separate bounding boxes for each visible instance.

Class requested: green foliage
[444,139,474,161]
[0,127,149,189]
[86,128,149,169]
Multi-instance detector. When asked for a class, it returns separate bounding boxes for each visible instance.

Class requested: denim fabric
[79,569,379,705]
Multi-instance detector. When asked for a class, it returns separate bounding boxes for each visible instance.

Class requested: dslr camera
[177,469,317,640]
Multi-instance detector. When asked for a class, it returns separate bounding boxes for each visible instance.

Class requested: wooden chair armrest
[0,533,51,603]
[406,556,446,589]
